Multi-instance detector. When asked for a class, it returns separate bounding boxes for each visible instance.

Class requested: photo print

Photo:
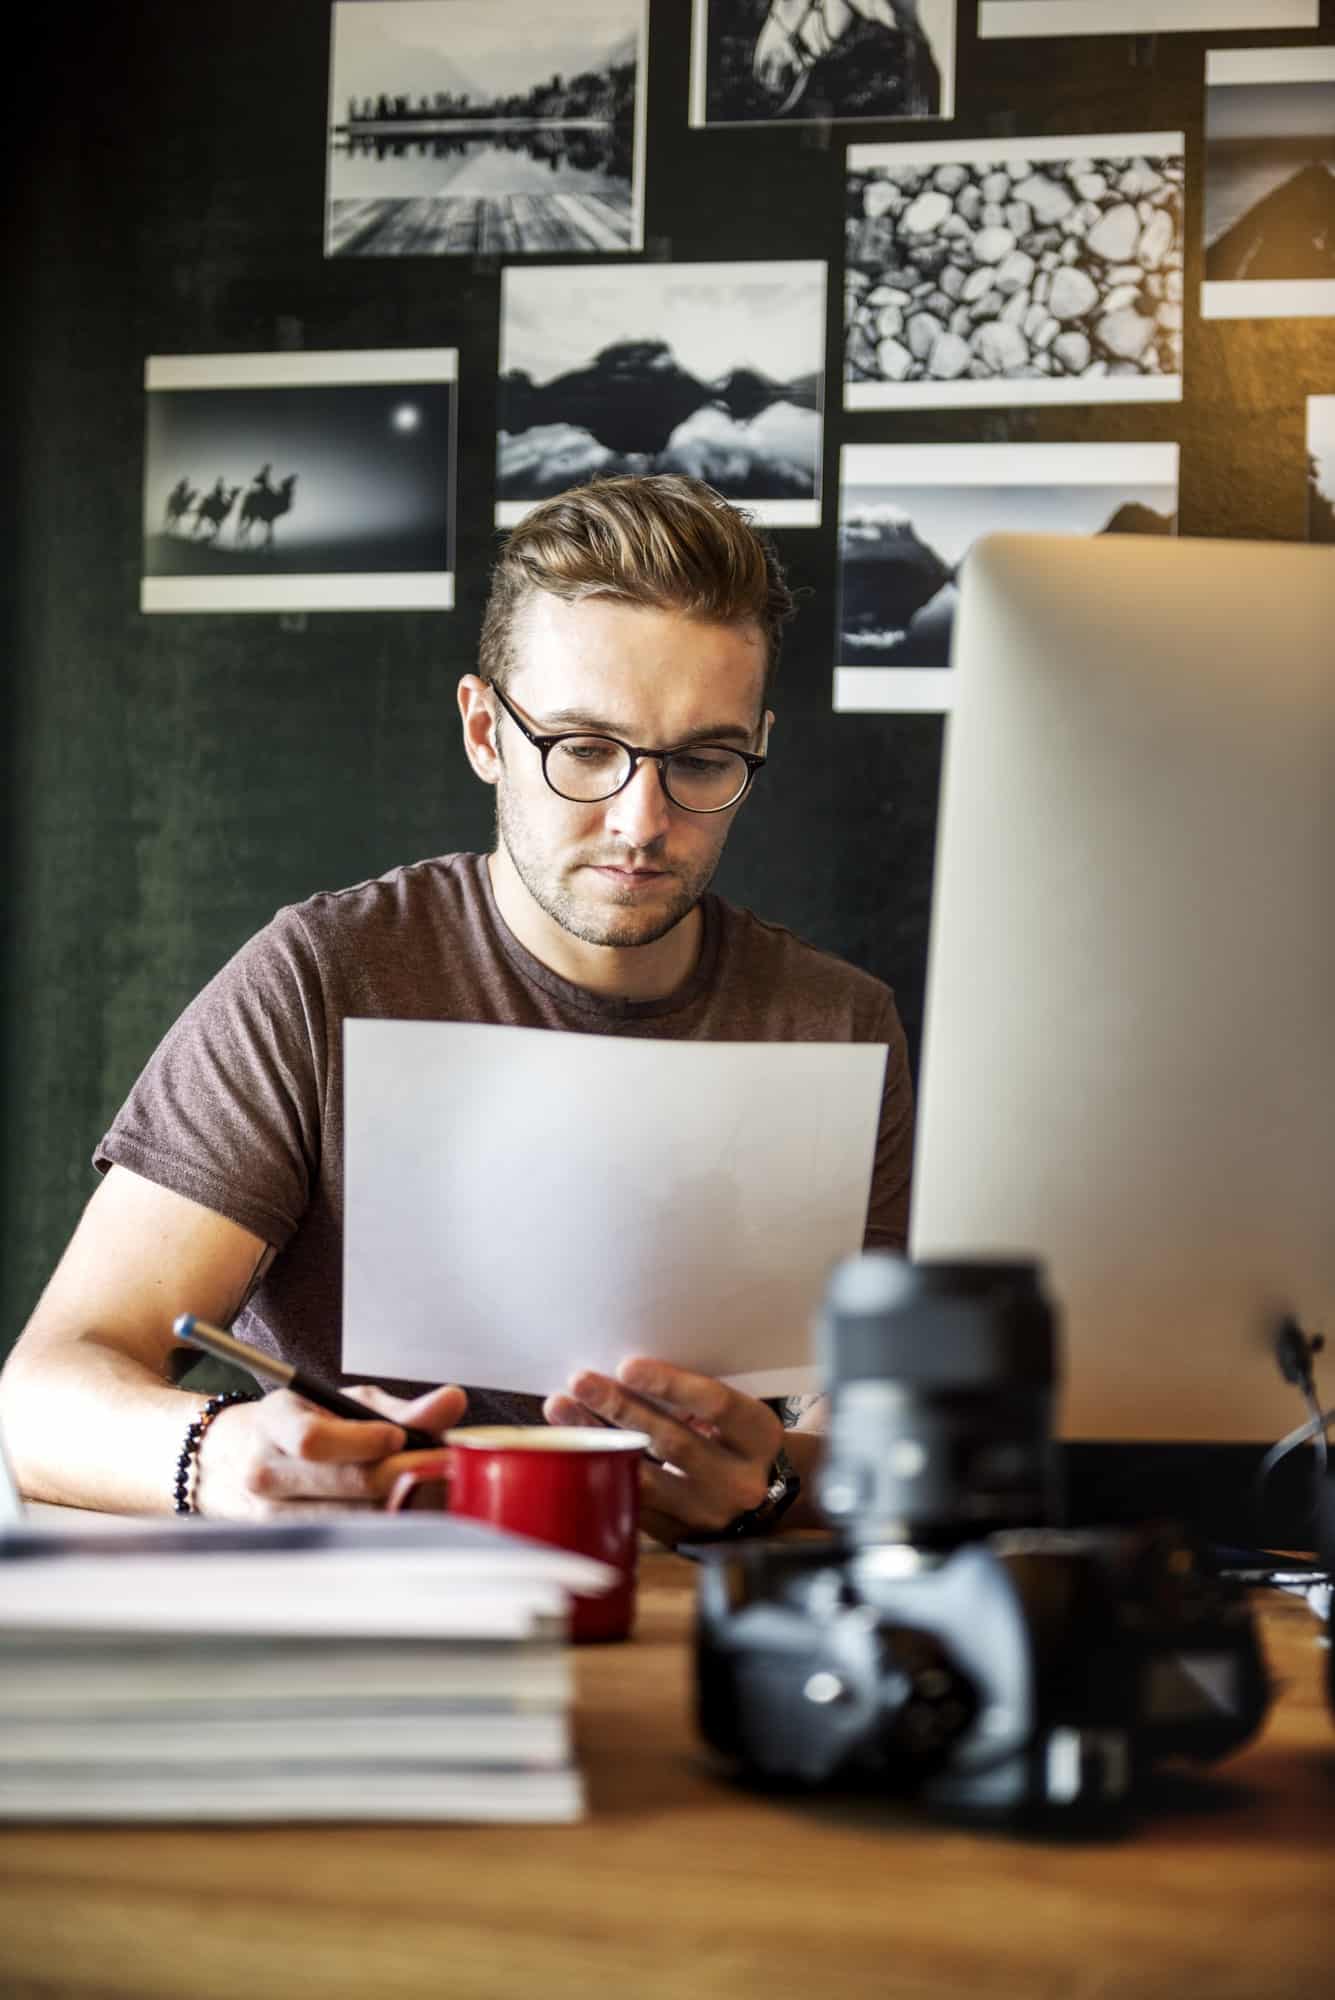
[496,260,826,527]
[1309,397,1335,543]
[689,0,956,126]
[1202,47,1335,321]
[834,441,1179,712]
[141,350,457,614]
[845,133,1186,410]
[325,0,647,256]
[978,3,1317,37]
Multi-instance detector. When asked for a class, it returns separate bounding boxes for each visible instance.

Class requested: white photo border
[980,1,1316,37]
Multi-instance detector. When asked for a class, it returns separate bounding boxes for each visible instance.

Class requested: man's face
[489,593,770,952]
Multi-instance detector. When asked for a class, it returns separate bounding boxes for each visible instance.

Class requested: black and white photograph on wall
[1201,47,1335,321]
[834,441,1179,712]
[141,351,458,614]
[496,261,826,527]
[689,1,955,126]
[845,134,1186,409]
[325,0,647,257]
[1309,397,1335,542]
[978,2,1317,38]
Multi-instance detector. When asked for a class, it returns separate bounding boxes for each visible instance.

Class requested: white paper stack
[0,1513,614,1823]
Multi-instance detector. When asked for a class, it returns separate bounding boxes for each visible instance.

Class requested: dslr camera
[695,1257,1271,1823]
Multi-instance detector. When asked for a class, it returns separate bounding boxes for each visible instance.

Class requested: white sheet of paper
[342,1022,887,1397]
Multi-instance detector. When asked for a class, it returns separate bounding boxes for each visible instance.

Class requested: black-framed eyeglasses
[486,679,767,815]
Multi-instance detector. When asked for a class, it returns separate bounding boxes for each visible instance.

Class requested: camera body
[695,1257,1271,1822]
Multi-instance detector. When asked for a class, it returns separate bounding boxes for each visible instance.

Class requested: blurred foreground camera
[696,1257,1271,1824]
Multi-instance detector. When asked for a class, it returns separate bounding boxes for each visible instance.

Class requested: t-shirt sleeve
[863,990,914,1255]
[94,908,326,1250]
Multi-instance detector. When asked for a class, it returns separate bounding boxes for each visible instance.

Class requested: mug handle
[386,1450,454,1514]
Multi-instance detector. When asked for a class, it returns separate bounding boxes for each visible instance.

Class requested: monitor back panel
[912,533,1335,1444]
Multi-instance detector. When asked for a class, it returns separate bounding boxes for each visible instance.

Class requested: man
[1,476,913,1539]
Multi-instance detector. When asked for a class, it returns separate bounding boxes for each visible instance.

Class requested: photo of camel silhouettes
[1202,48,1335,319]
[834,441,1178,713]
[496,260,826,526]
[160,471,300,551]
[141,351,457,614]
[689,0,955,126]
[325,0,646,256]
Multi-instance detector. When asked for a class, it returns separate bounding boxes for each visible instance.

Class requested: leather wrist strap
[688,1445,802,1543]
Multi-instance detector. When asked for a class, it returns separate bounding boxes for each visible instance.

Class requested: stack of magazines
[0,1512,613,1823]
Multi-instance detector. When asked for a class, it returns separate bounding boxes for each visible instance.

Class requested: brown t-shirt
[96,853,913,1419]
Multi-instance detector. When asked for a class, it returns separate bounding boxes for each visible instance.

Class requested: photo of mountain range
[325,0,646,256]
[834,443,1178,711]
[1202,48,1335,318]
[497,262,826,525]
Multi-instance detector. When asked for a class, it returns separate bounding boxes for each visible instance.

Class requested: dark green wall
[7,2,1334,1350]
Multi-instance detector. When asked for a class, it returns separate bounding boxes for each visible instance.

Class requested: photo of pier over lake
[325,0,647,258]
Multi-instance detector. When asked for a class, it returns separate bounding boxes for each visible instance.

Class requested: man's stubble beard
[494,781,722,951]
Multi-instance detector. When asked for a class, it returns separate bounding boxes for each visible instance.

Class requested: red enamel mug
[387,1426,651,1642]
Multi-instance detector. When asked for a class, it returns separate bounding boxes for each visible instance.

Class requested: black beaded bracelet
[172,1390,258,1515]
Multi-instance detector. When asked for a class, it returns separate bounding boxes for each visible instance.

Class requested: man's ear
[759,708,775,754]
[458,675,501,785]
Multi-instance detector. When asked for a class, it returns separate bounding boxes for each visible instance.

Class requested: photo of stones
[1309,397,1335,542]
[325,0,646,256]
[689,0,955,126]
[496,261,826,527]
[833,442,1179,713]
[978,2,1317,38]
[1201,47,1335,321]
[845,134,1186,409]
[141,351,458,614]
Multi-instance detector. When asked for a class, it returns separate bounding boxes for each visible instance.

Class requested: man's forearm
[0,1338,208,1515]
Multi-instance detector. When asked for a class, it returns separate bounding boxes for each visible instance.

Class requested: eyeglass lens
[545,737,749,811]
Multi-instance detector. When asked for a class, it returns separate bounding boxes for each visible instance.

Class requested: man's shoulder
[710,896,900,1034]
[272,852,485,949]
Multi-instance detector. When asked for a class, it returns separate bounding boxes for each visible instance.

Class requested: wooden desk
[1,1554,1330,2000]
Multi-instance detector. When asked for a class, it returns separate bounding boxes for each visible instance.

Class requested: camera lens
[816,1255,1058,1547]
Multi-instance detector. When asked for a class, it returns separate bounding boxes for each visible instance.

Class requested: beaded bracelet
[172,1389,258,1515]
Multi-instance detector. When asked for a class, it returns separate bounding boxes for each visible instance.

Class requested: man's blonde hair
[479,475,795,694]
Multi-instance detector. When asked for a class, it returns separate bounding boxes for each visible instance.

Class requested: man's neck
[486,849,703,1003]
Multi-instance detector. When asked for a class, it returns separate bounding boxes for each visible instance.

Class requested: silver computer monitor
[912,531,1335,1451]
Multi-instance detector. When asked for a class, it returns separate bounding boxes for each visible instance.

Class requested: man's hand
[193,1382,467,1518]
[543,1358,784,1546]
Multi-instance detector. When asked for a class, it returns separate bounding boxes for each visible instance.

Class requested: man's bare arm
[0,1166,463,1515]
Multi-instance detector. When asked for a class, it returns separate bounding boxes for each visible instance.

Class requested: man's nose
[604,756,674,846]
